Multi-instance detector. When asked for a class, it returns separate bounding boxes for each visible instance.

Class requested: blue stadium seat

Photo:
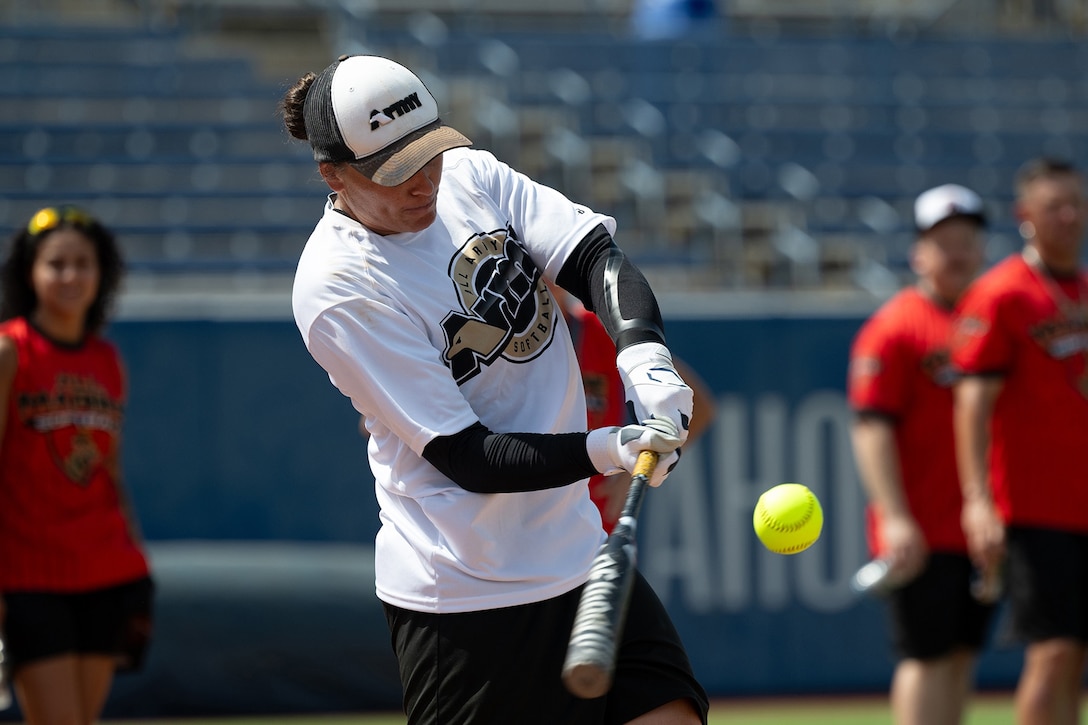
[2,20,1085,284]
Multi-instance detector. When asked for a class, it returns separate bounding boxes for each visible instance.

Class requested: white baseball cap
[914,184,986,233]
[302,55,472,186]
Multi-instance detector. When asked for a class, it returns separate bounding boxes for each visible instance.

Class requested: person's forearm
[954,376,1001,502]
[851,416,909,518]
[422,422,599,493]
[954,375,1006,569]
[675,358,716,442]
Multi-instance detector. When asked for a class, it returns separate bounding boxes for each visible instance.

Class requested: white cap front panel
[331,56,441,161]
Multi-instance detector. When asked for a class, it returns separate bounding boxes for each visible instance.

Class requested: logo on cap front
[370,92,423,130]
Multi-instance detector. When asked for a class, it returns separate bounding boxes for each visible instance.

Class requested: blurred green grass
[106,693,1031,725]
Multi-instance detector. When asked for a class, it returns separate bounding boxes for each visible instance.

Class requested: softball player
[282,55,708,724]
[849,184,993,725]
[953,158,1088,725]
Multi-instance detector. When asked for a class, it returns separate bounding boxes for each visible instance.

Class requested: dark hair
[1015,157,1081,196]
[0,206,125,335]
[281,72,316,142]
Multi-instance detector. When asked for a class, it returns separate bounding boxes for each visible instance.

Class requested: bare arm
[0,335,17,626]
[110,360,147,546]
[851,414,927,580]
[110,440,148,547]
[0,336,15,450]
[954,375,1006,572]
[674,358,716,443]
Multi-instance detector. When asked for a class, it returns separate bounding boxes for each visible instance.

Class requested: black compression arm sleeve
[555,224,666,350]
[421,422,600,494]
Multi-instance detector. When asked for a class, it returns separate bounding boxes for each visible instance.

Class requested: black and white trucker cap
[303,55,472,186]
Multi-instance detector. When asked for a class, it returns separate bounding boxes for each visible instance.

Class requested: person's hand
[616,342,693,446]
[962,494,1006,572]
[586,417,681,487]
[880,513,928,586]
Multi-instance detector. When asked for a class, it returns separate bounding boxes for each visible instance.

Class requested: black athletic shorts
[383,571,709,725]
[887,552,995,660]
[2,576,154,675]
[1006,526,1088,643]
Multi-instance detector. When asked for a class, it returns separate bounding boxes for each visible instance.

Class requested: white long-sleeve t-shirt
[293,148,614,613]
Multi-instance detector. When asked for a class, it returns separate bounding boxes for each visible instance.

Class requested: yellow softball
[753,483,823,555]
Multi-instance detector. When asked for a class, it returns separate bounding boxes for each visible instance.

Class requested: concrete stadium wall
[2,308,1027,717]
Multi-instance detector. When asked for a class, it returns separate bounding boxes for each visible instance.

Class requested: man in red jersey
[849,183,993,725]
[953,158,1088,725]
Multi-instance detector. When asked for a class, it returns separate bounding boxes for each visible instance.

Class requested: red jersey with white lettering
[951,254,1088,532]
[0,317,150,591]
[566,302,626,532]
[849,287,967,555]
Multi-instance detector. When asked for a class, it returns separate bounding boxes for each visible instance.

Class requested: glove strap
[586,427,623,475]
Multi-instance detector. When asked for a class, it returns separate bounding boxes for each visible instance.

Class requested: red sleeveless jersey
[0,317,149,591]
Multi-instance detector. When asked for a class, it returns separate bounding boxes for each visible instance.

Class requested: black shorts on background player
[1006,526,1088,643]
[888,552,995,660]
[3,576,154,674]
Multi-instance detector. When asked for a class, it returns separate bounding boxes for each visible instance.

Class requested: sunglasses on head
[26,206,97,236]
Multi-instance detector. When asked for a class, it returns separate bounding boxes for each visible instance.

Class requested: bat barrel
[562,531,637,698]
[561,449,658,700]
[562,660,613,700]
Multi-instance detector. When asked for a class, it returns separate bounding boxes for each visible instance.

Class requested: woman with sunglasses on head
[0,207,153,724]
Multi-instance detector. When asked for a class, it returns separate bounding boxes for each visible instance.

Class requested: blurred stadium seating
[2,0,1087,293]
[0,18,325,280]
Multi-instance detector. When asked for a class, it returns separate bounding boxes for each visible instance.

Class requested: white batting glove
[586,417,681,488]
[616,342,693,446]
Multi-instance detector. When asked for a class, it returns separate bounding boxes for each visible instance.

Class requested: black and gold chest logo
[18,373,123,486]
[441,228,556,384]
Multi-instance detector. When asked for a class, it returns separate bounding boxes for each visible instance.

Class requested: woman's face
[325,155,445,236]
[31,228,100,324]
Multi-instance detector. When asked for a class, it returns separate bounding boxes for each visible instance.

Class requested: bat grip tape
[633,450,659,479]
